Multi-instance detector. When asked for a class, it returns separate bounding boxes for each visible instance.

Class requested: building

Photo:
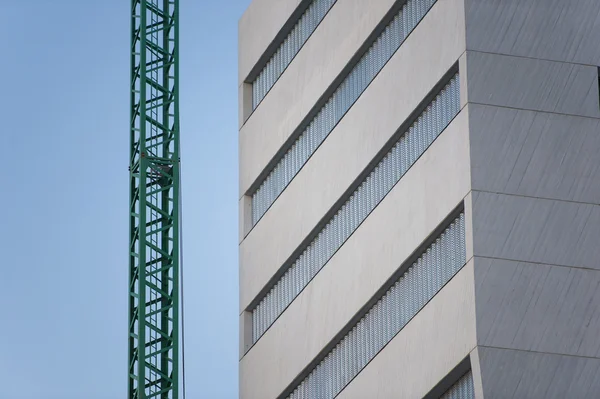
[238,0,600,397]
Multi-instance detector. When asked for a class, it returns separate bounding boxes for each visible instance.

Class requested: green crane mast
[129,0,180,397]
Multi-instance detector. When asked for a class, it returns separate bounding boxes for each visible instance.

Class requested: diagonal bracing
[129,0,180,397]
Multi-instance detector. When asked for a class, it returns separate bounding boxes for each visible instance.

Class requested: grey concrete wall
[469,105,600,204]
[465,0,600,66]
[475,257,600,358]
[239,0,467,312]
[470,192,600,270]
[477,346,600,398]
[465,1,600,395]
[239,0,600,396]
[466,52,600,119]
[240,109,472,398]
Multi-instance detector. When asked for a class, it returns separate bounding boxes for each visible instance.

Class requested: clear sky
[0,1,250,397]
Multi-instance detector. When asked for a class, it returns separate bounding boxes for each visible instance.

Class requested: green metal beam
[129,0,180,397]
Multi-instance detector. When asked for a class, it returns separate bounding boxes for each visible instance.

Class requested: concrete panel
[465,0,600,66]
[239,113,472,398]
[471,192,600,270]
[238,82,252,128]
[458,51,469,108]
[239,312,252,360]
[239,0,467,196]
[464,191,474,265]
[469,105,600,204]
[466,51,600,119]
[476,346,600,398]
[469,348,485,399]
[238,196,252,244]
[238,0,302,85]
[239,0,467,311]
[475,257,600,358]
[338,262,476,399]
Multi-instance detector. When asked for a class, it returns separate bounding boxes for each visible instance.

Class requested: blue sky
[0,1,249,397]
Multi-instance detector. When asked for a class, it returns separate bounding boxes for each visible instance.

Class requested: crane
[128,0,181,397]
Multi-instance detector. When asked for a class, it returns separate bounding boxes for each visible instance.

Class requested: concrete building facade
[238,0,600,397]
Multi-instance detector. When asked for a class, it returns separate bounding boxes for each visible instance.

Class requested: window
[440,370,475,399]
[251,0,441,226]
[286,212,467,399]
[251,72,461,345]
[251,0,337,110]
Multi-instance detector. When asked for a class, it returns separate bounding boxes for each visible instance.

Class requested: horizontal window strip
[251,0,337,110]
[251,72,460,345]
[440,370,475,399]
[251,0,439,226]
[286,213,467,399]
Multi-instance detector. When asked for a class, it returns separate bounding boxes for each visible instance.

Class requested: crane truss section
[129,0,180,397]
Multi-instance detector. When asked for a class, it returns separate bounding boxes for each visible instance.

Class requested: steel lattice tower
[129,0,180,397]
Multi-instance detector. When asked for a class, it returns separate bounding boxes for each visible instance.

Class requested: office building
[238,0,600,397]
